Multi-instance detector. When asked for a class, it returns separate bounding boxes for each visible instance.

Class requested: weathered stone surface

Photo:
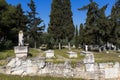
[45,50,54,58]
[14,46,28,58]
[37,60,45,69]
[84,53,94,63]
[4,57,120,79]
[11,69,24,75]
[105,68,119,79]
[26,65,38,74]
[18,30,24,46]
[85,64,95,72]
[81,51,92,55]
[6,58,16,68]
[67,51,77,58]
[5,58,45,75]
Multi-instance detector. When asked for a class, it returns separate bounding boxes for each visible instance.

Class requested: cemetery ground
[0,48,120,79]
[0,48,120,66]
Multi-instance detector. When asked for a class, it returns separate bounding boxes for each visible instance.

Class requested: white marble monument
[67,51,77,58]
[18,30,24,46]
[84,53,95,72]
[85,45,88,52]
[14,30,28,58]
[45,50,54,58]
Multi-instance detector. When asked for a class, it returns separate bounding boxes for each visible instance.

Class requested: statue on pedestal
[18,30,24,46]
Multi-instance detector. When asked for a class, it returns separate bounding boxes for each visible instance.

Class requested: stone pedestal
[84,53,95,63]
[45,50,54,58]
[84,53,95,72]
[68,51,77,58]
[14,46,28,58]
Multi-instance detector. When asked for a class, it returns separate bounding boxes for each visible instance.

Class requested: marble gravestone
[14,30,28,58]
[84,53,95,72]
[45,50,54,58]
[67,51,77,58]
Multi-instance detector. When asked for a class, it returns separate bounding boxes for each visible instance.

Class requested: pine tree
[62,0,75,50]
[27,0,45,48]
[48,0,63,50]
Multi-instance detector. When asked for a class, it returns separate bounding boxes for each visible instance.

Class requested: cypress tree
[97,4,109,45]
[79,23,84,47]
[75,25,79,49]
[15,4,28,31]
[78,0,110,46]
[62,0,75,50]
[110,0,120,47]
[78,0,99,45]
[48,0,63,50]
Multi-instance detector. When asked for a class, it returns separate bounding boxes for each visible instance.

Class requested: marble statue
[18,30,24,46]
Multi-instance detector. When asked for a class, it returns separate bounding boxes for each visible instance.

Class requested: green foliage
[78,0,120,48]
[48,0,63,40]
[0,1,28,50]
[110,0,120,46]
[48,0,74,49]
[78,0,99,44]
[27,0,45,48]
[75,25,79,48]
[78,0,111,46]
[62,0,75,42]
[79,23,84,46]
[3,40,13,49]
[48,0,64,50]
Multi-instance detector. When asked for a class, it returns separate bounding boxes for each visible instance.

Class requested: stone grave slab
[45,50,54,58]
[67,51,77,58]
[14,46,28,58]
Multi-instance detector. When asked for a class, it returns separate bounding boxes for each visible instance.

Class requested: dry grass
[0,74,83,80]
[94,51,120,63]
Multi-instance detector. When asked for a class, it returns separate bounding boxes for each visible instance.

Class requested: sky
[6,0,116,31]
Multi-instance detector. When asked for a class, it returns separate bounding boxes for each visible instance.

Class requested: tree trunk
[68,42,71,50]
[59,42,61,50]
[34,41,36,49]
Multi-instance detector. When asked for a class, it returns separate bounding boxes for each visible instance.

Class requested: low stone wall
[1,58,120,79]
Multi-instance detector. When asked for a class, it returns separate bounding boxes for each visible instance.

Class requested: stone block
[26,65,38,74]
[84,53,94,63]
[85,63,94,72]
[68,51,77,58]
[105,68,119,79]
[6,58,17,67]
[45,50,54,58]
[11,69,24,75]
[14,46,28,58]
